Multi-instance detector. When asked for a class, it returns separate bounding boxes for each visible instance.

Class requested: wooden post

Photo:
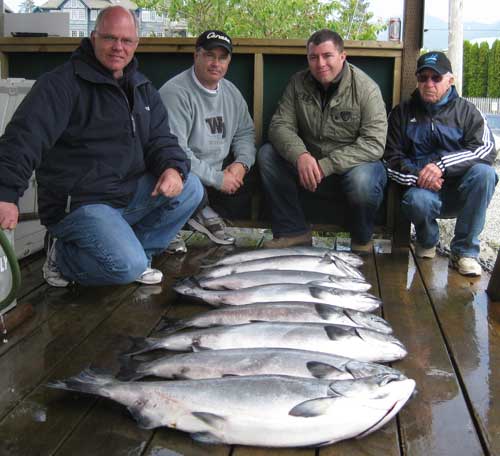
[487,251,500,301]
[448,0,464,94]
[400,0,425,101]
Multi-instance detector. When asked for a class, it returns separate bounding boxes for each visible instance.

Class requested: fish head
[356,329,408,361]
[172,278,204,297]
[343,310,393,334]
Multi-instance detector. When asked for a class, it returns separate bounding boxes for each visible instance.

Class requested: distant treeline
[463,40,500,97]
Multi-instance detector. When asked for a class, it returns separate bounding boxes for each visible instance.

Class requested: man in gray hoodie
[160,30,256,248]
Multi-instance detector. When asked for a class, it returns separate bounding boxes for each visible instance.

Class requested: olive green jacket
[268,63,388,176]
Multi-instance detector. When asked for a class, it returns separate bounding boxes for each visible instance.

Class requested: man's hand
[221,168,243,194]
[225,162,247,182]
[0,202,19,230]
[152,168,184,198]
[297,152,323,192]
[417,163,443,192]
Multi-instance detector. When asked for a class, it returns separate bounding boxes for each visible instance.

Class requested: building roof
[39,0,138,11]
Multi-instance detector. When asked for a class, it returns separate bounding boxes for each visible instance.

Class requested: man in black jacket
[0,6,203,286]
[384,52,497,276]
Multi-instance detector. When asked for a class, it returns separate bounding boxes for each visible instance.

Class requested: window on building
[90,10,98,21]
[141,10,150,22]
[71,30,78,37]
[78,9,85,20]
[157,13,163,22]
[79,31,85,37]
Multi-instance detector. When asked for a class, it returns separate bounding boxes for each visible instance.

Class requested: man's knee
[463,163,498,191]
[344,162,387,205]
[401,188,438,219]
[183,173,204,209]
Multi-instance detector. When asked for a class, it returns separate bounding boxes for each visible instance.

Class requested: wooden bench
[0,37,409,246]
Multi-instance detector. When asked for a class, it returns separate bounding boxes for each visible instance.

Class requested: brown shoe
[263,231,312,249]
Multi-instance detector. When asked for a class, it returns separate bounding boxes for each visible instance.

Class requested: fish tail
[121,336,162,357]
[116,356,146,381]
[46,368,115,397]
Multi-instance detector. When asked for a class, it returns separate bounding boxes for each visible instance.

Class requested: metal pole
[448,0,464,94]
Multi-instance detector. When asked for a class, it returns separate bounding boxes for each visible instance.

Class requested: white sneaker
[187,206,235,245]
[136,267,163,285]
[165,233,187,254]
[415,243,436,259]
[449,255,481,276]
[42,237,70,288]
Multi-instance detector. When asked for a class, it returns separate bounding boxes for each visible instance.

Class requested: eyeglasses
[198,50,230,63]
[416,73,443,83]
[95,32,138,47]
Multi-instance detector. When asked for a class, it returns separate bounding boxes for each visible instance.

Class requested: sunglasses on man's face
[416,73,443,83]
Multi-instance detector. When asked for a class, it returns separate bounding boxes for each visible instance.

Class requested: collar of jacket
[70,38,147,87]
[303,63,351,102]
[411,85,459,109]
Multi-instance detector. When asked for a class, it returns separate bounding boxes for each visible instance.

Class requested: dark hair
[307,29,344,52]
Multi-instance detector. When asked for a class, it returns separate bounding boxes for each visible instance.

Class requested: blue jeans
[401,163,497,258]
[47,173,203,286]
[257,143,387,244]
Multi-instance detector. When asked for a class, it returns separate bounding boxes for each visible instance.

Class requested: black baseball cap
[416,51,453,75]
[195,30,232,54]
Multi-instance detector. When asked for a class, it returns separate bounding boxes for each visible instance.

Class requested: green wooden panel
[8,53,71,79]
[8,52,255,116]
[137,52,255,115]
[262,54,394,141]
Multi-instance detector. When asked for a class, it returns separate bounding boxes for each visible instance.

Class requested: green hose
[0,230,21,312]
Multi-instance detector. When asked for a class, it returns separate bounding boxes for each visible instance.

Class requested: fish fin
[192,342,212,352]
[309,286,339,300]
[156,317,187,335]
[248,319,266,323]
[192,411,227,428]
[190,432,224,445]
[121,337,160,357]
[324,325,355,340]
[127,406,158,429]
[289,397,338,417]
[46,368,114,398]
[314,303,336,320]
[116,356,145,381]
[221,373,240,377]
[306,361,344,379]
[319,253,333,264]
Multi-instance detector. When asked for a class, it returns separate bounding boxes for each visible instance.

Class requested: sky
[368,0,500,24]
[4,0,500,23]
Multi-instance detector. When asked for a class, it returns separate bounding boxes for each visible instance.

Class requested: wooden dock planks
[0,231,497,455]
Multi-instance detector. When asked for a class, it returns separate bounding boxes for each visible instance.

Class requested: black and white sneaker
[42,235,70,288]
[187,206,235,245]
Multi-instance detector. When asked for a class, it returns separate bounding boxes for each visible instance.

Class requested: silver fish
[173,281,380,312]
[48,370,415,447]
[160,302,392,334]
[198,254,365,280]
[117,347,402,381]
[124,322,407,362]
[203,247,364,268]
[196,269,371,292]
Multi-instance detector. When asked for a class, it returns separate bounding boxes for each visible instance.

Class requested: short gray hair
[94,6,139,35]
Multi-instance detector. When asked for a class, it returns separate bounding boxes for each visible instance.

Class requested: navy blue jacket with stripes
[384,86,496,186]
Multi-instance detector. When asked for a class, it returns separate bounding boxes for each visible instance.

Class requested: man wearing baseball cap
[384,51,497,276]
[159,30,256,250]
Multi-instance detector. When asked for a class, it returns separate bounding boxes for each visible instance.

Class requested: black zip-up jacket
[0,38,190,226]
[384,86,496,186]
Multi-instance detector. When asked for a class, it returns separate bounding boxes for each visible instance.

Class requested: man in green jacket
[258,29,387,251]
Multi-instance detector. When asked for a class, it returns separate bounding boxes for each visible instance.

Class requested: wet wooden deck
[1,228,499,456]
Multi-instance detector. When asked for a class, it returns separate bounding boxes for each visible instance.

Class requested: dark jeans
[205,155,259,220]
[257,143,387,244]
[402,163,497,258]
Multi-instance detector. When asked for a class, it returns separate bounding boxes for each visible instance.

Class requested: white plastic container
[0,78,46,259]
